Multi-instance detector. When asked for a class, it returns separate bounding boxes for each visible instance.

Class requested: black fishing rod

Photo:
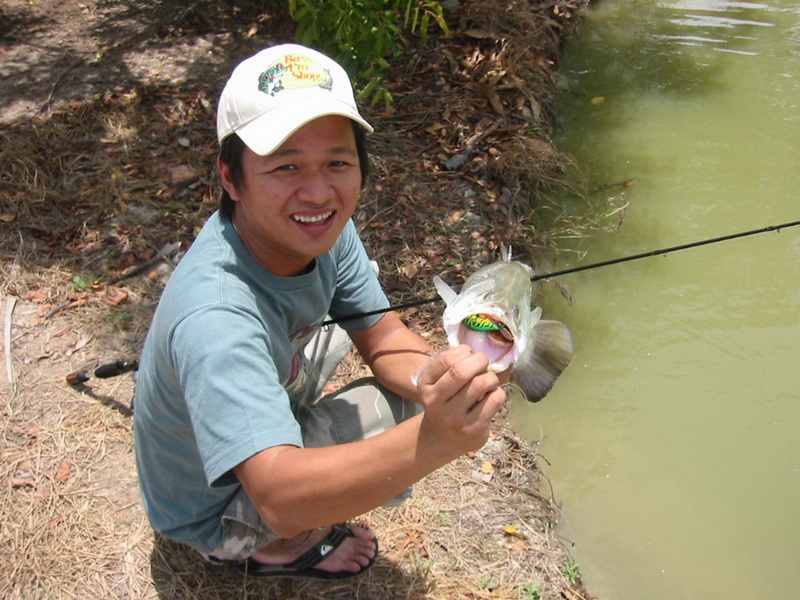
[66,359,139,386]
[70,218,800,385]
[322,218,800,326]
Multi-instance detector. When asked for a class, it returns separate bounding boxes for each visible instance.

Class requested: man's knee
[299,378,420,448]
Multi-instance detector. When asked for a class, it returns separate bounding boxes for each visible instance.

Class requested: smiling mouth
[292,211,334,224]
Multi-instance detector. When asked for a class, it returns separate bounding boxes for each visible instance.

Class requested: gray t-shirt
[133,211,388,553]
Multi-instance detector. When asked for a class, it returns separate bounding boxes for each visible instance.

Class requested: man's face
[219,115,362,276]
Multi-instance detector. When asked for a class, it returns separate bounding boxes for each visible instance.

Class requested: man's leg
[297,377,421,507]
[204,479,377,577]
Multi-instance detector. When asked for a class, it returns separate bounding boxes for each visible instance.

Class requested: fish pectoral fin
[433,276,458,306]
[513,320,574,403]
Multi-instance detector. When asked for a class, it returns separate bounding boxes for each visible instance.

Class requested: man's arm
[234,341,506,539]
[349,311,512,400]
[348,311,437,401]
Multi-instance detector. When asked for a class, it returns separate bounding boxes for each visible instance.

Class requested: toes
[348,524,377,541]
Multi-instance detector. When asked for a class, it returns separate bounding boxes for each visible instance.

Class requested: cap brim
[235,97,373,157]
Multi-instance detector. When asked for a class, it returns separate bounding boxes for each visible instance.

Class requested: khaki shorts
[204,326,420,562]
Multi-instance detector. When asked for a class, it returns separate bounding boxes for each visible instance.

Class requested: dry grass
[0,0,601,598]
[0,307,587,599]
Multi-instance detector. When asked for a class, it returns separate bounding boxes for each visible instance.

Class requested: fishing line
[71,218,800,384]
[322,218,800,326]
[528,218,800,282]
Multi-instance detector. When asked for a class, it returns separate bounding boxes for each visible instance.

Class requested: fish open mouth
[456,313,516,371]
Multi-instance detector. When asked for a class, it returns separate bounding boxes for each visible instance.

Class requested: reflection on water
[516,0,800,599]
[665,0,775,55]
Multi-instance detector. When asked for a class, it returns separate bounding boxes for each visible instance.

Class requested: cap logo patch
[257,54,333,96]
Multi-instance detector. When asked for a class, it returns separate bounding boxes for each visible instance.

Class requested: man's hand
[414,345,507,455]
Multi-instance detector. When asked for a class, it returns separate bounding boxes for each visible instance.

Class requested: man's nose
[296,170,333,203]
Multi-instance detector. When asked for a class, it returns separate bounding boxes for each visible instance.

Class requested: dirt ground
[1,0,598,598]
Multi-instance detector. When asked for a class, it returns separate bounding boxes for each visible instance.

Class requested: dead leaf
[424,123,446,135]
[464,29,501,40]
[34,482,52,502]
[66,296,87,310]
[66,336,92,356]
[503,524,528,539]
[501,538,530,551]
[401,262,420,279]
[398,530,424,550]
[23,290,48,303]
[100,287,128,306]
[0,213,15,223]
[54,462,71,483]
[513,539,529,550]
[10,478,35,489]
[591,96,606,105]
[470,81,505,115]
[480,460,494,475]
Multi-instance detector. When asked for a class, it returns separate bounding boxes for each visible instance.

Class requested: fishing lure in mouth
[462,313,514,342]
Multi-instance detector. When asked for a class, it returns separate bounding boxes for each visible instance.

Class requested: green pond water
[514,1,800,598]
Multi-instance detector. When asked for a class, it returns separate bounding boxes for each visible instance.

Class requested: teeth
[293,212,333,224]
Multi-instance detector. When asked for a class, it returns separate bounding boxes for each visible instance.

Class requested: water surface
[516,1,800,598]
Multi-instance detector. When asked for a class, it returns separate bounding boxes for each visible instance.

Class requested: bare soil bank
[1,1,595,597]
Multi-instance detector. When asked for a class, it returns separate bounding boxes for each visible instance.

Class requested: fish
[433,247,573,402]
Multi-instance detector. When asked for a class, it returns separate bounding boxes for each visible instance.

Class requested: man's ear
[217,156,239,201]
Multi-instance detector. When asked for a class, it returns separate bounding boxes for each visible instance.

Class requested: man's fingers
[432,345,476,378]
[466,386,506,424]
[417,346,504,416]
[415,345,474,387]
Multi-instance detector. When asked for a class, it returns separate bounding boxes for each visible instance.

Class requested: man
[133,43,506,580]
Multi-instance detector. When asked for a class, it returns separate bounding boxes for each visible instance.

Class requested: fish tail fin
[433,276,458,305]
[513,320,573,403]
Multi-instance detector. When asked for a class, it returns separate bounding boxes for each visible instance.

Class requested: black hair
[218,121,370,218]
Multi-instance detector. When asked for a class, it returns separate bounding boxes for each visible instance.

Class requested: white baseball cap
[216,44,373,156]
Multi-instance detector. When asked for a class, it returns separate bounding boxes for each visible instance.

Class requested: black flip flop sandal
[236,523,378,580]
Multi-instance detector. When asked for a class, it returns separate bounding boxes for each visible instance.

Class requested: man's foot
[237,523,378,579]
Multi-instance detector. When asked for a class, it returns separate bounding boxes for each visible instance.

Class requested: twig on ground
[36,59,86,117]
[45,300,74,320]
[4,295,17,385]
[443,118,504,171]
[106,241,182,285]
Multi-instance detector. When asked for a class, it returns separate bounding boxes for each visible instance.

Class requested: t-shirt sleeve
[329,220,391,332]
[171,304,303,487]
